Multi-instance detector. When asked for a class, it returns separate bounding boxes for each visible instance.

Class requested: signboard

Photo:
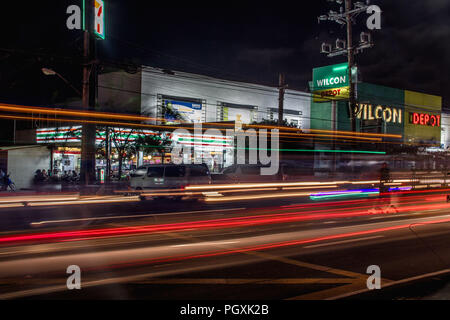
[410,112,441,127]
[100,168,105,184]
[313,87,350,103]
[163,100,203,123]
[313,63,349,91]
[66,1,105,39]
[94,0,105,39]
[404,90,442,145]
[312,63,356,102]
[355,104,403,124]
[37,127,161,144]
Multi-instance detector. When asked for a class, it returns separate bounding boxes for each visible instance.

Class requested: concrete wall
[5,146,50,190]
[98,70,142,114]
[139,67,311,128]
[442,113,450,149]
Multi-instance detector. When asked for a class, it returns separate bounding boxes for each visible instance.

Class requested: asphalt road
[0,190,449,300]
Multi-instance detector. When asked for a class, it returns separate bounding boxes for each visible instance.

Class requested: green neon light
[239,148,386,155]
[179,138,229,144]
[82,0,85,31]
[93,0,105,40]
[310,192,379,201]
[332,65,348,72]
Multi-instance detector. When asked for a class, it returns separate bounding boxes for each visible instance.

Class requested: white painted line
[330,268,450,300]
[303,235,384,249]
[30,207,247,226]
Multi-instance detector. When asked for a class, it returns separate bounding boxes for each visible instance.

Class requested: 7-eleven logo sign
[94,0,105,39]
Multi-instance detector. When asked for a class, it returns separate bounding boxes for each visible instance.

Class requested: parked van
[130,164,211,190]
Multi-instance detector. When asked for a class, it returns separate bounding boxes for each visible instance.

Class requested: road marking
[329,268,450,300]
[303,235,383,249]
[247,251,367,280]
[163,228,369,280]
[131,278,356,285]
[30,207,246,226]
[287,280,369,300]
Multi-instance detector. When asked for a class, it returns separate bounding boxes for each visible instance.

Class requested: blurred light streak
[310,189,379,200]
[186,181,348,190]
[0,103,164,122]
[87,216,450,272]
[1,195,448,246]
[203,191,313,202]
[0,113,383,143]
[202,122,402,139]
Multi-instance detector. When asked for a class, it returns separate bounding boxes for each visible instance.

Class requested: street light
[41,67,82,97]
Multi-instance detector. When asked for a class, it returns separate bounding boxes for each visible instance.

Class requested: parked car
[129,164,211,190]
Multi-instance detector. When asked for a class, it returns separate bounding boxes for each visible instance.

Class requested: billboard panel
[163,99,203,123]
[311,63,355,102]
[403,90,442,146]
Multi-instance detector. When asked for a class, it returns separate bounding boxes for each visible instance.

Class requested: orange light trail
[85,214,450,272]
[0,114,382,143]
[0,194,447,245]
[0,103,165,122]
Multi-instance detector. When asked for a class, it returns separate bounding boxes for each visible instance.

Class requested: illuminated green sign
[94,0,105,39]
[312,63,349,91]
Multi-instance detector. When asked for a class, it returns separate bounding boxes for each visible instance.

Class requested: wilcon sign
[355,103,403,124]
[312,63,356,102]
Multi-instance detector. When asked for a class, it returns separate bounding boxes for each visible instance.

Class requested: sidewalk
[0,181,130,197]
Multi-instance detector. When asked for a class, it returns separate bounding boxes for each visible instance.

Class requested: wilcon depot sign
[310,63,443,145]
[311,63,356,103]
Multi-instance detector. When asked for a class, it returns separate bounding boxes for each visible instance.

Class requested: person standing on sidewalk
[379,162,398,213]
[379,162,390,194]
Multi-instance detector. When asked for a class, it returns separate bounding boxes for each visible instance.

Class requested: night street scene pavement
[0,0,450,315]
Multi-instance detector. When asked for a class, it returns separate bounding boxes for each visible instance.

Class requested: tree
[109,128,173,179]
[134,133,172,163]
[110,127,137,180]
[251,118,300,129]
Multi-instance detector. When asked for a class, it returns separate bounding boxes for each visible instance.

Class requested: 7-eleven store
[36,127,234,174]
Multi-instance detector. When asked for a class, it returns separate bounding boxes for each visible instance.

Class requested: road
[0,189,449,300]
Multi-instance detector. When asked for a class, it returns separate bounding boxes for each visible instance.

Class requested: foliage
[251,118,300,129]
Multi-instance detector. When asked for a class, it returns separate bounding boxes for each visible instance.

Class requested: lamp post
[41,68,81,97]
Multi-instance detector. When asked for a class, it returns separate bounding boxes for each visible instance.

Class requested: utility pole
[105,127,111,182]
[345,0,356,132]
[318,0,374,132]
[80,0,97,186]
[278,73,286,126]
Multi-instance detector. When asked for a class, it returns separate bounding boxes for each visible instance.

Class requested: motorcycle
[1,174,16,191]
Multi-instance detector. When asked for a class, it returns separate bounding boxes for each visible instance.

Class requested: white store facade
[98,66,311,171]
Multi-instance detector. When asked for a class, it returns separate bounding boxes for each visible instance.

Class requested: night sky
[1,0,449,108]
